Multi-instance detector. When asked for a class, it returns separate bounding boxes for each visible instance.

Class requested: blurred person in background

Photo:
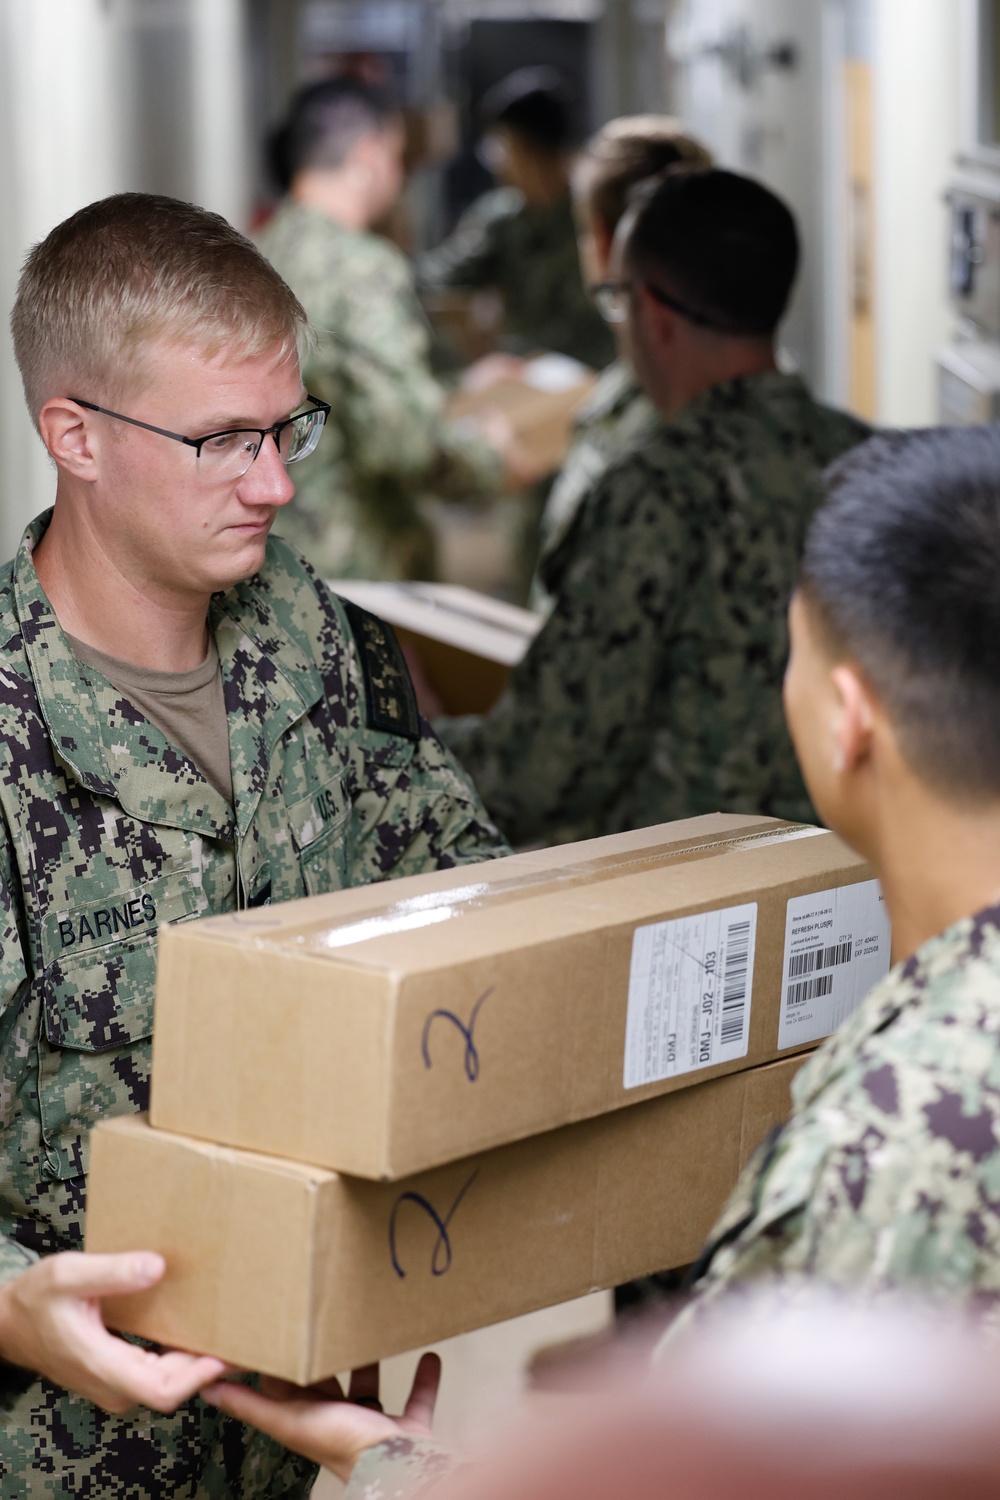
[207,426,1000,1498]
[418,66,615,371]
[531,115,712,618]
[436,169,869,847]
[260,78,532,582]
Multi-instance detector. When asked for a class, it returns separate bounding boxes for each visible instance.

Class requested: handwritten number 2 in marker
[388,1170,480,1279]
[421,986,494,1081]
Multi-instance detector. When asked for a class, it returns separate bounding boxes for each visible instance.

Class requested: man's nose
[239,431,295,507]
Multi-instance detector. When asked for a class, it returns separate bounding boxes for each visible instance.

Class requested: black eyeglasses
[591,280,717,330]
[69,395,331,481]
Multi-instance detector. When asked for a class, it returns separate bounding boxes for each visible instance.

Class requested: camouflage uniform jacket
[437,372,870,847]
[529,358,660,616]
[259,201,503,582]
[664,900,1000,1329]
[417,188,614,370]
[0,514,506,1497]
[347,901,1000,1498]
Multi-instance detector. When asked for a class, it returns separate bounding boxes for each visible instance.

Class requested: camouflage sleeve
[314,244,501,498]
[0,827,39,1289]
[435,460,688,845]
[416,192,508,292]
[350,715,513,882]
[346,1437,454,1499]
[313,582,512,880]
[660,1011,1000,1346]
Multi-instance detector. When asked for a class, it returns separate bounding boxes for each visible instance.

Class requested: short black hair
[801,426,1000,800]
[626,168,799,337]
[480,66,573,153]
[268,78,397,193]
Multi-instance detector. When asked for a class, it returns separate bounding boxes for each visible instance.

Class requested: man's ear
[38,399,101,479]
[637,283,678,351]
[830,663,876,775]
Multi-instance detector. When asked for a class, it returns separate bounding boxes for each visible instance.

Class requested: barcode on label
[787,940,852,979]
[786,973,835,1007]
[721,919,751,1045]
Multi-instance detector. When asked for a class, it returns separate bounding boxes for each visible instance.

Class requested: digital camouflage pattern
[417,188,614,371]
[347,901,1000,1499]
[0,514,507,1495]
[259,201,503,582]
[438,372,870,847]
[347,1435,455,1499]
[529,358,660,616]
[663,901,1000,1331]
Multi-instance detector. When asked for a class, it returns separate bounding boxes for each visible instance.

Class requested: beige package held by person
[88,1054,805,1384]
[150,813,892,1179]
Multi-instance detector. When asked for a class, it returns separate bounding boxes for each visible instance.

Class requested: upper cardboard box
[150,814,891,1179]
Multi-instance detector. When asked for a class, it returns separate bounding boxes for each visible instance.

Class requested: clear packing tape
[217,822,829,959]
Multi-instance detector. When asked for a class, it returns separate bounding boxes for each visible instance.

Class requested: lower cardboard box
[86,1053,807,1385]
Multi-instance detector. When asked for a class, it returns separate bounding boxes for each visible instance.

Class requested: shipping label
[623,903,757,1089]
[777,878,891,1049]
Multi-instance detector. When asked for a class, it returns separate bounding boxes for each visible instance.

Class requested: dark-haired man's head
[785,427,1000,871]
[271,77,404,228]
[615,168,798,417]
[480,66,574,207]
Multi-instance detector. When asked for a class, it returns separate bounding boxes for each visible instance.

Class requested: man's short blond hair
[11,192,308,428]
[572,116,712,233]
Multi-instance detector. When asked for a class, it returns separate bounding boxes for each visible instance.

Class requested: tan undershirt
[68,632,234,805]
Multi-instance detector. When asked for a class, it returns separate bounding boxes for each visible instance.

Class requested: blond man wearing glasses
[0,191,506,1496]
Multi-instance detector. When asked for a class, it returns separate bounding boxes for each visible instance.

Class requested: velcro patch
[343,600,421,742]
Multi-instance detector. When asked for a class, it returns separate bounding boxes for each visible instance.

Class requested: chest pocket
[37,867,203,1182]
[286,770,351,897]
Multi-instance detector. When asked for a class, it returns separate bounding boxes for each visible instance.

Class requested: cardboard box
[331,581,542,715]
[88,1054,807,1384]
[447,354,597,474]
[150,814,890,1179]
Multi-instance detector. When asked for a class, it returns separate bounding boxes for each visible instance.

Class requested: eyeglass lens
[594,286,629,325]
[195,408,326,479]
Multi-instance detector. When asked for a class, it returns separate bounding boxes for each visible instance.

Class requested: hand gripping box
[149,814,892,1180]
[88,1054,806,1384]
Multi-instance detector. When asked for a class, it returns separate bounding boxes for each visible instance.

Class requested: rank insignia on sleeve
[343,600,421,742]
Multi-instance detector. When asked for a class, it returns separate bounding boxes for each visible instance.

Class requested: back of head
[10,192,306,428]
[627,167,799,337]
[573,116,712,233]
[480,65,573,154]
[802,426,1000,801]
[270,76,397,192]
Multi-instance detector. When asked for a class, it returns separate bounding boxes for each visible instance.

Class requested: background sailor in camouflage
[260,78,509,582]
[531,116,711,616]
[417,67,613,370]
[0,192,506,1497]
[438,170,869,846]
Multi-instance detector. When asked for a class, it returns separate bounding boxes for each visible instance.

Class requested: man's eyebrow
[199,394,310,431]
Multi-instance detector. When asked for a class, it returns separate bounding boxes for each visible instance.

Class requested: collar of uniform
[666,369,812,436]
[209,559,326,838]
[790,902,1000,1111]
[14,513,237,838]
